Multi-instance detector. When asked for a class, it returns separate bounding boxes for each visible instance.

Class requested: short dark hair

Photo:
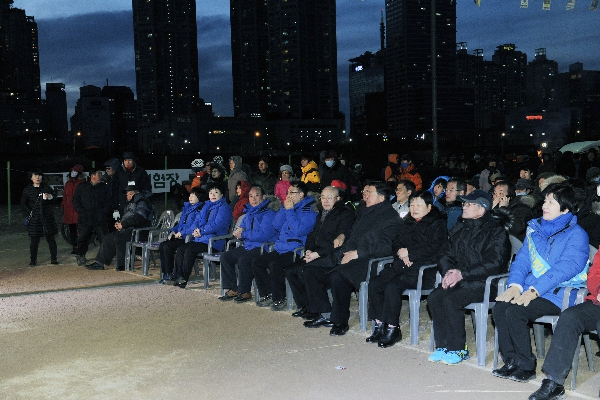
[369,181,392,199]
[28,169,44,179]
[448,177,466,194]
[409,190,434,207]
[89,166,104,175]
[433,178,448,189]
[543,182,579,213]
[518,164,531,173]
[289,180,308,196]
[397,179,416,194]
[206,182,224,195]
[190,186,208,202]
[494,180,516,198]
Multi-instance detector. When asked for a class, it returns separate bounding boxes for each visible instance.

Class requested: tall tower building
[492,44,527,116]
[385,0,457,138]
[45,83,68,143]
[0,0,40,102]
[230,0,339,119]
[132,0,199,125]
[526,48,558,111]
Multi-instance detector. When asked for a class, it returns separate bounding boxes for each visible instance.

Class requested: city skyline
[13,0,600,132]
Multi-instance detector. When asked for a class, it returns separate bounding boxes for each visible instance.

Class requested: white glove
[113,210,121,220]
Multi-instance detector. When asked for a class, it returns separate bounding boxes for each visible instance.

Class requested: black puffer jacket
[304,200,355,269]
[116,164,152,212]
[72,180,111,227]
[389,207,448,279]
[438,211,510,291]
[21,183,58,236]
[120,191,154,230]
[332,201,403,288]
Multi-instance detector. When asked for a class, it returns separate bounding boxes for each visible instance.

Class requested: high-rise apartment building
[526,48,558,111]
[45,83,68,143]
[492,44,527,116]
[132,0,199,125]
[230,0,340,120]
[385,0,457,138]
[349,51,386,137]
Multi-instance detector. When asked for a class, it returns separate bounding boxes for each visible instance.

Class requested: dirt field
[0,205,599,399]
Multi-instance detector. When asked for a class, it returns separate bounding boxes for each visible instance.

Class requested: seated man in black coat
[86,184,154,271]
[303,181,403,336]
[284,186,355,319]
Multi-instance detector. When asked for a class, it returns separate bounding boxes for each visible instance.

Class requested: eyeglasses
[361,190,376,194]
[287,191,300,195]
[321,196,337,201]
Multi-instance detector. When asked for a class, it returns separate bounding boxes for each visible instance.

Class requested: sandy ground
[1,206,599,399]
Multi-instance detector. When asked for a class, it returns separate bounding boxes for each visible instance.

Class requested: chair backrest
[589,244,598,263]
[156,210,175,229]
[508,235,523,265]
[173,211,182,227]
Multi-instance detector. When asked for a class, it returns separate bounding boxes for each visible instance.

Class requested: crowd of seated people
[148,151,600,400]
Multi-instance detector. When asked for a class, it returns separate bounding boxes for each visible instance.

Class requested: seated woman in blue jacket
[492,182,589,383]
[158,186,206,284]
[172,183,232,288]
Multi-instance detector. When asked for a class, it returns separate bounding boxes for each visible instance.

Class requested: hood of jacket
[264,195,281,212]
[238,180,252,200]
[388,154,399,164]
[230,156,243,175]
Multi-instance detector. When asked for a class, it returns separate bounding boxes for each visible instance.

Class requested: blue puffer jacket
[507,213,589,308]
[193,197,232,251]
[240,198,278,251]
[171,201,204,237]
[272,196,318,254]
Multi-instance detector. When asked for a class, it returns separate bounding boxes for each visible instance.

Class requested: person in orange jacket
[397,154,422,191]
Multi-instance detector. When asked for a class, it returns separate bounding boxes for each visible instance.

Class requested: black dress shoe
[509,368,536,382]
[492,358,518,378]
[86,262,104,270]
[291,306,309,318]
[329,324,349,336]
[378,325,401,348]
[304,315,333,328]
[115,266,125,271]
[302,312,321,320]
[528,379,565,400]
[366,323,386,343]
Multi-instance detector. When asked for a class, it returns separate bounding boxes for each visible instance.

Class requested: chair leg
[124,242,132,271]
[533,324,546,359]
[583,333,594,372]
[202,259,209,289]
[493,327,500,370]
[429,321,435,352]
[359,282,367,332]
[473,304,489,367]
[141,246,149,276]
[571,334,582,391]
[194,259,200,276]
[408,290,420,346]
[286,279,294,310]
[253,280,260,304]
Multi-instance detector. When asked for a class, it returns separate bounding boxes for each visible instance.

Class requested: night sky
[13,0,600,128]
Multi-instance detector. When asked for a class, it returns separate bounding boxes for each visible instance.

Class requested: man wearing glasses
[303,182,402,335]
[252,181,318,310]
[444,177,467,230]
[285,186,355,320]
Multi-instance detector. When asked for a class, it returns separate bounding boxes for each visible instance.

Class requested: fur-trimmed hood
[491,207,514,232]
[264,195,282,212]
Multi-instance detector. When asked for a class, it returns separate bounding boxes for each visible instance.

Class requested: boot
[378,325,401,348]
[366,322,386,343]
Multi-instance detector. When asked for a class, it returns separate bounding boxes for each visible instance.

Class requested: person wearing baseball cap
[427,188,510,365]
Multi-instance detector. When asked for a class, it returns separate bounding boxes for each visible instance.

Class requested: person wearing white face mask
[320,150,347,190]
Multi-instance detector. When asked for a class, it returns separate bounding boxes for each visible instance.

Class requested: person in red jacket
[62,164,85,253]
[232,180,252,222]
[527,251,600,400]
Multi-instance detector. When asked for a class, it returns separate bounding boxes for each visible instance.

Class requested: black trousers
[29,234,57,263]
[284,260,309,309]
[67,223,78,251]
[75,225,105,256]
[368,269,420,326]
[159,237,185,275]
[173,241,209,282]
[542,300,600,385]
[303,266,356,325]
[95,228,133,268]
[493,298,560,370]
[251,251,295,301]
[427,284,485,351]
[220,246,261,294]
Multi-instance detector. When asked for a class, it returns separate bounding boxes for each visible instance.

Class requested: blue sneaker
[441,349,470,365]
[158,273,172,284]
[428,348,447,363]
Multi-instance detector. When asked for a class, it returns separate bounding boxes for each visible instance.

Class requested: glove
[511,287,540,307]
[113,210,121,220]
[496,285,521,302]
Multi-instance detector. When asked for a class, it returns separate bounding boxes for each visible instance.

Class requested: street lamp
[254,131,260,153]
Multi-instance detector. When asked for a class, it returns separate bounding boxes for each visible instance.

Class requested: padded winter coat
[508,213,589,308]
[62,178,84,224]
[272,196,318,254]
[239,198,279,251]
[193,197,232,251]
[21,183,58,237]
[120,191,154,230]
[72,180,111,227]
[116,163,152,212]
[171,201,204,237]
[301,160,320,192]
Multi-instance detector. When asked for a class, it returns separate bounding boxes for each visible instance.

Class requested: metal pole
[164,155,168,211]
[7,161,11,225]
[431,0,438,166]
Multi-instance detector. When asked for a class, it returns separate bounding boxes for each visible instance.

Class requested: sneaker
[428,348,447,363]
[528,379,565,400]
[270,299,287,311]
[233,293,253,303]
[441,349,470,365]
[257,294,273,307]
[218,290,239,301]
[158,273,172,284]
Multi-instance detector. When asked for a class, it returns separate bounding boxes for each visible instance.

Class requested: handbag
[24,194,41,227]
